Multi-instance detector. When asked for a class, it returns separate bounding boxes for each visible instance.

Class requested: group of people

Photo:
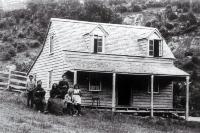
[26,74,82,116]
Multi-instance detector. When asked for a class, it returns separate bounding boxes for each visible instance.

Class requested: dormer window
[49,35,54,54]
[94,35,103,53]
[149,40,162,57]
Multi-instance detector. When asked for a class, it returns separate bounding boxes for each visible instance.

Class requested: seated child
[73,84,82,116]
[63,87,74,115]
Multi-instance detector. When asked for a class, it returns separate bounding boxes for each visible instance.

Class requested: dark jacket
[58,80,69,99]
[50,87,61,98]
[33,85,46,100]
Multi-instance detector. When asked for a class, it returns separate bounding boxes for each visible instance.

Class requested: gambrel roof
[28,18,189,76]
[50,18,174,58]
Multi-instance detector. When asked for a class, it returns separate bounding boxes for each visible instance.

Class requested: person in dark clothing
[44,83,61,114]
[26,75,36,108]
[58,74,69,99]
[33,80,46,112]
[50,83,61,98]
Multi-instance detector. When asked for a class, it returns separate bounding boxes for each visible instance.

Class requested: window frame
[88,73,102,92]
[148,39,163,57]
[49,34,54,54]
[93,35,104,53]
[147,78,160,94]
[48,70,53,90]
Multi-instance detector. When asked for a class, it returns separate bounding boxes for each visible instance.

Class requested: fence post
[6,69,12,90]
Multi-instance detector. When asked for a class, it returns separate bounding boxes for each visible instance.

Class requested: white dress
[73,89,81,104]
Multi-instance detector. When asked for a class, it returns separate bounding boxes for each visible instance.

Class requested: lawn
[0,91,200,133]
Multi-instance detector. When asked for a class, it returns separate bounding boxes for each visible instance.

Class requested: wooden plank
[11,71,27,76]
[151,75,154,117]
[0,71,9,75]
[0,73,9,78]
[10,74,27,81]
[112,73,116,112]
[10,78,27,85]
[74,71,77,85]
[185,76,190,121]
[9,84,26,90]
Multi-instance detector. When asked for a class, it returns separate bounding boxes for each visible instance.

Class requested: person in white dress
[73,84,82,116]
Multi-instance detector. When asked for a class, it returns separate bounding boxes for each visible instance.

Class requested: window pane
[97,47,102,52]
[149,45,154,50]
[149,51,154,56]
[90,73,101,91]
[94,38,98,53]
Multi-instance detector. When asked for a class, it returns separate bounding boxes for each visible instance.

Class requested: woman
[45,83,63,114]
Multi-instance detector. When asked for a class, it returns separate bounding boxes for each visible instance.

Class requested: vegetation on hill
[0,0,200,115]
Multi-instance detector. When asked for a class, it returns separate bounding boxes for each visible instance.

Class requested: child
[64,87,74,115]
[73,84,82,116]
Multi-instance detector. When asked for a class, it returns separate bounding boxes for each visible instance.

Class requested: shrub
[18,32,26,38]
[17,43,27,52]
[167,12,178,21]
[8,48,16,57]
[192,56,200,65]
[28,41,40,48]
[1,52,12,61]
[165,23,174,30]
[115,5,128,13]
[129,4,142,12]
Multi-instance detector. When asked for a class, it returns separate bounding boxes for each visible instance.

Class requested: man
[58,74,69,99]
[26,75,36,108]
[33,80,46,112]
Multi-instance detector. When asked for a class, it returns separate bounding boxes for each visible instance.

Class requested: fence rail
[0,70,27,92]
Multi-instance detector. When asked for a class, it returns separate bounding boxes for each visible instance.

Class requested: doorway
[117,75,132,106]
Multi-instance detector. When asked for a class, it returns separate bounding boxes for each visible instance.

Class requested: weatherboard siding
[29,23,65,100]
[132,82,173,109]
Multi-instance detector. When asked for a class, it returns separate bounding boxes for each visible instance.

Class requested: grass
[0,91,200,133]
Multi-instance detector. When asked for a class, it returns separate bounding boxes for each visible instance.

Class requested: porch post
[185,76,190,121]
[112,73,116,112]
[73,71,77,85]
[150,75,154,117]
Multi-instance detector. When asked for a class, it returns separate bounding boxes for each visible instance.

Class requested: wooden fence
[0,70,27,92]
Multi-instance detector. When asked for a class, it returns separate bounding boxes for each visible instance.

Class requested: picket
[0,70,27,92]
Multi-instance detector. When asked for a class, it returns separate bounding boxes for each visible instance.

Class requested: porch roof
[65,53,189,77]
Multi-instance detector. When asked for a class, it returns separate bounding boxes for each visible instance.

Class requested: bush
[1,52,12,61]
[167,12,178,21]
[165,23,174,30]
[18,32,26,38]
[192,56,200,65]
[17,43,27,52]
[8,48,16,57]
[129,4,142,12]
[115,5,128,13]
[28,41,40,48]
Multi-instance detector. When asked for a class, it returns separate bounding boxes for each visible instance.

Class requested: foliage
[129,3,142,12]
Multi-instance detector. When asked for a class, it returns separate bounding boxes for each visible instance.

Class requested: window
[148,78,159,93]
[48,70,53,89]
[149,40,162,57]
[89,73,102,91]
[49,35,54,54]
[94,35,103,53]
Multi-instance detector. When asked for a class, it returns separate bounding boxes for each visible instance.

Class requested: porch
[67,70,189,120]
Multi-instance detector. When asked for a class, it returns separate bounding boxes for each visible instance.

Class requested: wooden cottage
[28,18,190,119]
